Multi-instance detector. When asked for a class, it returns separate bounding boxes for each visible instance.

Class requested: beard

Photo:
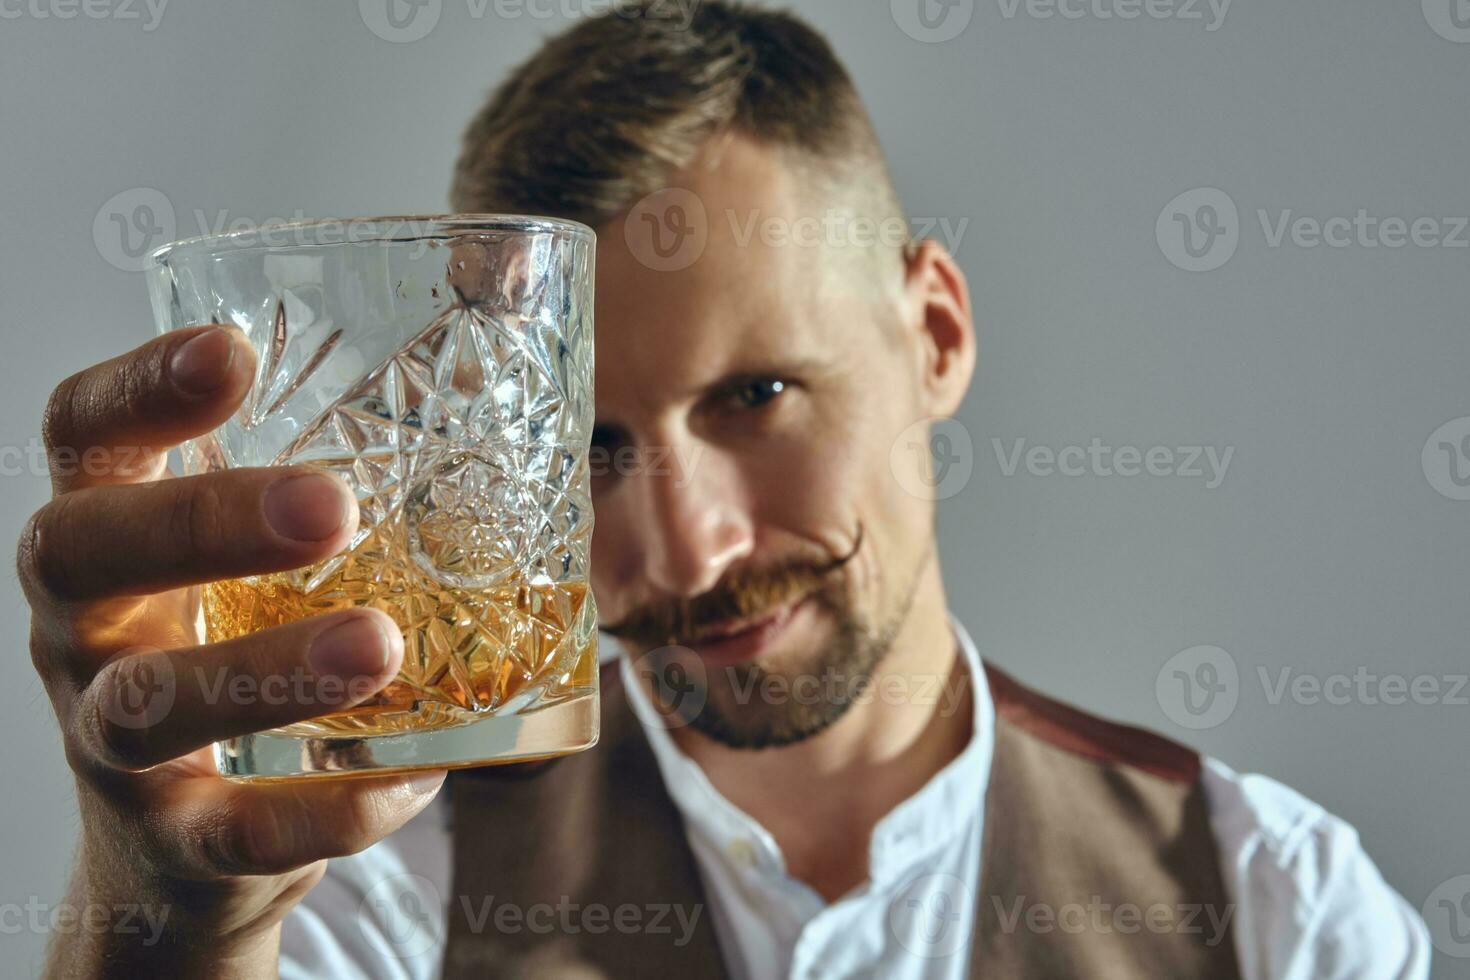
[604,527,928,749]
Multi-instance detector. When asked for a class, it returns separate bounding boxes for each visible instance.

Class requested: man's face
[591,137,944,748]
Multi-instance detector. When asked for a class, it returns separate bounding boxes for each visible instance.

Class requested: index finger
[42,324,255,495]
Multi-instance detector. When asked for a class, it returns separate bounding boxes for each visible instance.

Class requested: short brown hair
[449,0,901,230]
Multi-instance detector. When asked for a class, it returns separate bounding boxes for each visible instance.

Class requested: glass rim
[148,213,596,267]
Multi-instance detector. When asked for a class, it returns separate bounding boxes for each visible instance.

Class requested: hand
[21,325,446,978]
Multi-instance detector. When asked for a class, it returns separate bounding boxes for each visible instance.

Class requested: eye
[588,424,627,487]
[591,424,623,452]
[731,378,787,409]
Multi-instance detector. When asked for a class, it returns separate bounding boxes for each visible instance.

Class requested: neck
[671,556,971,901]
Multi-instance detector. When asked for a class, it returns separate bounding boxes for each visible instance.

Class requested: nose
[631,440,754,598]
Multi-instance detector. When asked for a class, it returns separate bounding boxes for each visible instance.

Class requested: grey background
[2,0,1467,974]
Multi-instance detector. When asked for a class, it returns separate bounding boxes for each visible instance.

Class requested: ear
[901,238,976,417]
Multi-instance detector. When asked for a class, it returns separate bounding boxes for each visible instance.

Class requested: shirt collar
[615,615,995,888]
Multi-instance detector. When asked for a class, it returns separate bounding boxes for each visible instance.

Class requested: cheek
[750,408,928,554]
[747,433,859,536]
[760,404,932,602]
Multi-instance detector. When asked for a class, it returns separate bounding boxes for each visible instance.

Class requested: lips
[683,594,814,668]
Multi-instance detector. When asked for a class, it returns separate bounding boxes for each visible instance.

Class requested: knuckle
[41,370,85,453]
[116,343,167,427]
[196,811,246,875]
[194,784,398,875]
[15,509,43,596]
[167,478,227,558]
[60,727,110,782]
[40,342,169,459]
[27,623,64,691]
[233,640,301,712]
[81,673,156,771]
[202,800,291,875]
[26,628,48,681]
[79,650,178,771]
[17,496,81,602]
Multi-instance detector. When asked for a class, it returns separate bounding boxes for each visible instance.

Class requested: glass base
[214,689,599,781]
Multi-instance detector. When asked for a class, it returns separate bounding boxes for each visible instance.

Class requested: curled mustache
[602,524,864,648]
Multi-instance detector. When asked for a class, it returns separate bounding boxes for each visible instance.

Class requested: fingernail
[309,613,399,680]
[264,472,353,542]
[168,327,235,395]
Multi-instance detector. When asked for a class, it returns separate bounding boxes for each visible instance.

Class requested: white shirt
[281,620,1430,979]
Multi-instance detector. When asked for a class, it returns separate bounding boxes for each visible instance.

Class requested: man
[24,3,1427,978]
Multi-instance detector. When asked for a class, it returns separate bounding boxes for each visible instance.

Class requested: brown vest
[442,661,1242,979]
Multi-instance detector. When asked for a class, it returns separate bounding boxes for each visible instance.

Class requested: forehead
[589,136,884,413]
